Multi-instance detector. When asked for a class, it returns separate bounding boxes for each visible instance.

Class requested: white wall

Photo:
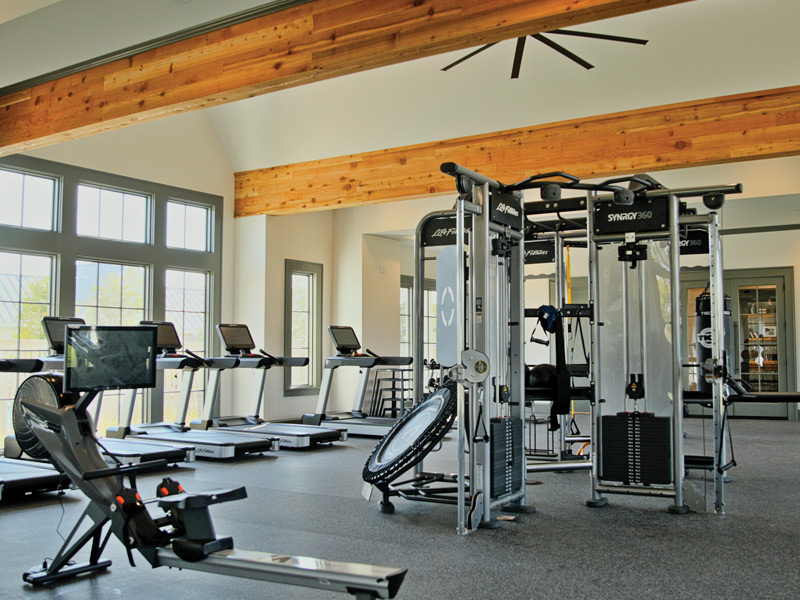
[326,196,455,412]
[229,213,267,417]
[362,235,403,356]
[229,210,334,420]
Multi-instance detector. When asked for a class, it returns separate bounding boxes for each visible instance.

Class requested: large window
[424,287,437,361]
[0,252,53,438]
[400,276,436,360]
[0,155,222,440]
[74,260,148,433]
[76,184,148,243]
[167,201,210,251]
[0,169,56,231]
[284,259,322,394]
[75,260,147,326]
[400,285,411,357]
[164,269,208,422]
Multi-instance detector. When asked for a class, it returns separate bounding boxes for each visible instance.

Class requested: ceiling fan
[442,29,648,79]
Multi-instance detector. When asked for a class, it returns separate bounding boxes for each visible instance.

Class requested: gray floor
[1,417,798,600]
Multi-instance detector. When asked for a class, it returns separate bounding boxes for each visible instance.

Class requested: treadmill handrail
[258,349,309,368]
[375,356,413,367]
[202,356,241,369]
[325,356,379,368]
[225,354,274,369]
[155,354,205,370]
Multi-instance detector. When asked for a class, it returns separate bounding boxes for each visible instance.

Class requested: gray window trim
[284,258,323,396]
[0,154,223,422]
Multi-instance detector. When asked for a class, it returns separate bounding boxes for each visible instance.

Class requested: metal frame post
[668,193,687,512]
[508,222,527,509]
[455,194,467,535]
[586,190,607,507]
[473,182,492,525]
[709,212,726,514]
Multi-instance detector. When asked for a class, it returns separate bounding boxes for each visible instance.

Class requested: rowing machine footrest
[158,485,246,558]
[171,536,234,562]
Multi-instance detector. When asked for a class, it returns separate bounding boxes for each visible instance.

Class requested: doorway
[682,267,796,418]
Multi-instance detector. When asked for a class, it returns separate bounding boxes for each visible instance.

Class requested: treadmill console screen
[64,325,157,392]
[42,316,86,355]
[329,326,361,354]
[141,320,182,352]
[217,324,256,352]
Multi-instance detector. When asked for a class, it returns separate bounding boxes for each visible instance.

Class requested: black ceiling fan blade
[532,33,594,70]
[548,29,648,45]
[441,42,499,71]
[511,37,526,79]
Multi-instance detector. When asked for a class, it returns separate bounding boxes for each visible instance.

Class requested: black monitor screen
[64,325,157,392]
[217,324,255,352]
[329,326,360,353]
[42,316,86,354]
[141,320,182,352]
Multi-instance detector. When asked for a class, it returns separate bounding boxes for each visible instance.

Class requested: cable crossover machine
[362,160,790,521]
[520,170,747,513]
[363,163,533,534]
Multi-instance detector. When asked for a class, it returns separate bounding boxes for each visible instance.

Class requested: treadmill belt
[0,458,69,497]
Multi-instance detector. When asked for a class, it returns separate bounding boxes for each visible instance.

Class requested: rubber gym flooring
[1,417,798,599]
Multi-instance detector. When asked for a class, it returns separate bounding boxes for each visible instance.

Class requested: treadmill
[3,317,194,467]
[302,326,412,437]
[189,323,346,449]
[0,357,71,500]
[106,321,276,460]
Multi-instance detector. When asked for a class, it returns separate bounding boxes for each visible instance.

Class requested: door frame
[681,266,796,419]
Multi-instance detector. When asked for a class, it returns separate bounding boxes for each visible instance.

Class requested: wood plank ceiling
[0,0,692,156]
[235,84,800,215]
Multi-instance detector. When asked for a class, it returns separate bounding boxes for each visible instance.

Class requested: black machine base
[585,497,609,508]
[667,504,691,515]
[24,559,112,585]
[502,504,536,514]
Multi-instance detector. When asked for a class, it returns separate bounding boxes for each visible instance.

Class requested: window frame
[400,275,436,360]
[284,259,323,396]
[0,154,223,427]
[76,181,152,244]
[0,167,59,232]
[166,199,213,252]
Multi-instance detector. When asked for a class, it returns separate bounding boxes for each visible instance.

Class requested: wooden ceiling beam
[234,84,800,216]
[0,0,693,156]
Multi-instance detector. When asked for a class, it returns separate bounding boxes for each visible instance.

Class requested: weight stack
[490,417,523,499]
[600,412,672,485]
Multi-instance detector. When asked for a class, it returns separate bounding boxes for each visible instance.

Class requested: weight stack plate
[490,417,523,499]
[600,412,672,485]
